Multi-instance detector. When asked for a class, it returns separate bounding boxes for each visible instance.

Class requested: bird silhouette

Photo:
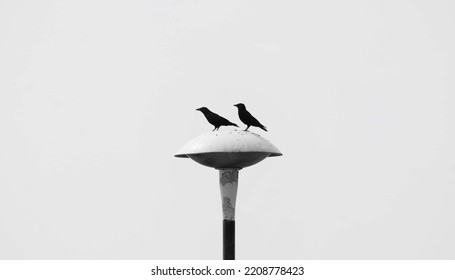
[196,107,239,131]
[233,103,267,131]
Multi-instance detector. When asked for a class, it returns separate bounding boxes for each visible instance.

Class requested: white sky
[0,0,454,259]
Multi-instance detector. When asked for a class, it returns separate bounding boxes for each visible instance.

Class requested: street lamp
[175,130,282,260]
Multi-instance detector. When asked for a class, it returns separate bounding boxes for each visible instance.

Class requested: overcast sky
[1,0,454,259]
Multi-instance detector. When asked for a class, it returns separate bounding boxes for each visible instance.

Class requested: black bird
[233,103,267,131]
[196,107,239,131]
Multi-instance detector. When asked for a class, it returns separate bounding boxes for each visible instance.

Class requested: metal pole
[223,219,235,260]
[219,169,239,260]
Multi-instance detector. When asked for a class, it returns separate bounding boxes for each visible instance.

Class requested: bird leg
[244,125,250,131]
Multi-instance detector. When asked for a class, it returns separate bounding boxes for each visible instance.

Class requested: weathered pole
[219,169,239,260]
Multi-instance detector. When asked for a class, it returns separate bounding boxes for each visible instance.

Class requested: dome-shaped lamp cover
[175,130,282,169]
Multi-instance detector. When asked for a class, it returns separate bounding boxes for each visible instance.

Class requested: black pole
[223,219,235,260]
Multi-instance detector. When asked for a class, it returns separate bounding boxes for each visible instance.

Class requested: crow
[196,107,239,131]
[233,103,267,131]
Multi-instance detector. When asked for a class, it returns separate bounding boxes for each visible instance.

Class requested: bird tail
[260,125,267,131]
[231,122,239,127]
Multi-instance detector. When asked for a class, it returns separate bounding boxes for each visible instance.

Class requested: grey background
[0,0,454,259]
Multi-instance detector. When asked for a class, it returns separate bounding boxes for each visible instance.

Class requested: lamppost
[175,130,282,260]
